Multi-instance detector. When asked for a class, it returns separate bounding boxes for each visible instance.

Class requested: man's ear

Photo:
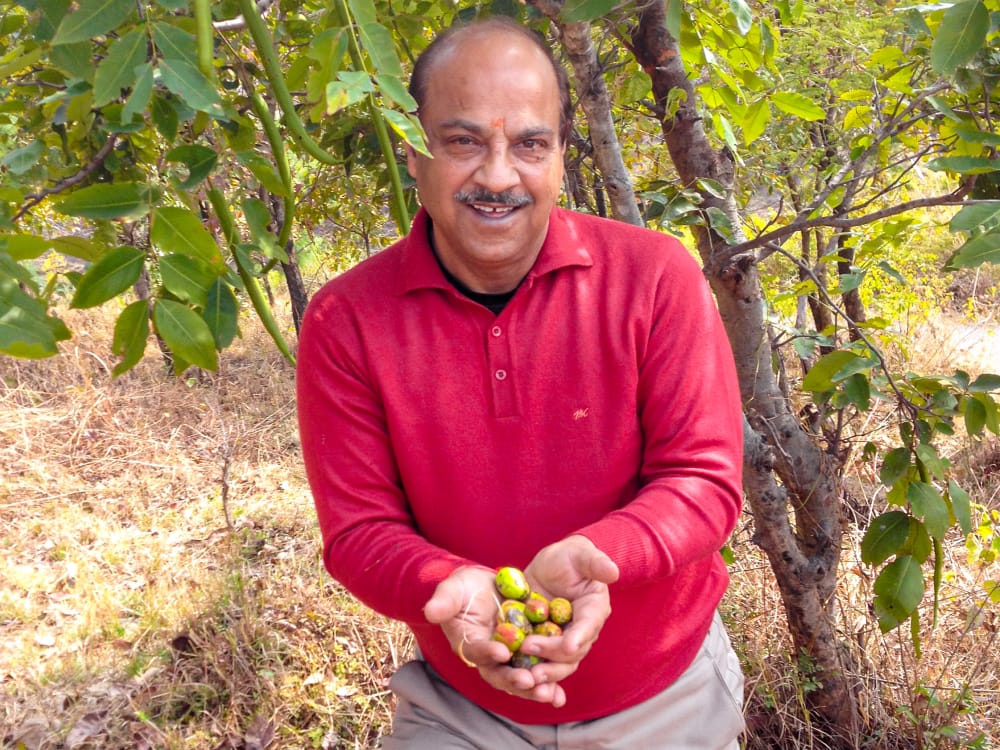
[404,142,419,180]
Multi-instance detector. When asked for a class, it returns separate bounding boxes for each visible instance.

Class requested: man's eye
[450,136,477,147]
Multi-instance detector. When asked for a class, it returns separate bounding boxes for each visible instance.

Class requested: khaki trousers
[382,612,745,749]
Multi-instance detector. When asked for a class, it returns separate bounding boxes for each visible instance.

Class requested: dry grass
[1,300,998,749]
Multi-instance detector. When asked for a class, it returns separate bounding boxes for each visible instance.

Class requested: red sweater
[297,207,743,724]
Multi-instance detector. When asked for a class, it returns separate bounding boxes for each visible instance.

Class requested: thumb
[577,547,620,585]
[423,576,465,625]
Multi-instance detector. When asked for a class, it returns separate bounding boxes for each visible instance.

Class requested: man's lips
[469,203,517,216]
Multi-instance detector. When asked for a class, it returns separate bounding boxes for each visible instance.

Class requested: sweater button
[491,326,502,337]
[495,369,507,381]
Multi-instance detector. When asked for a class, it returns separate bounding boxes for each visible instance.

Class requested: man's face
[406,29,566,294]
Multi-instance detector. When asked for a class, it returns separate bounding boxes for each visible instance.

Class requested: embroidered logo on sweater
[572,408,590,420]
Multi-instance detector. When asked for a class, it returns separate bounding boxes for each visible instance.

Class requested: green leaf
[1,141,44,175]
[54,182,154,220]
[51,0,135,45]
[0,276,71,359]
[915,443,949,480]
[969,373,1000,392]
[326,71,374,114]
[111,299,149,376]
[561,0,617,22]
[964,395,987,435]
[2,234,51,261]
[931,0,989,76]
[151,207,225,268]
[950,201,1000,232]
[947,480,972,536]
[204,278,238,350]
[164,145,218,190]
[728,0,753,34]
[153,22,198,68]
[802,350,859,392]
[374,74,418,112]
[907,482,950,541]
[160,254,218,308]
[242,198,287,263]
[861,511,911,566]
[927,156,1000,175]
[70,245,145,309]
[741,98,770,145]
[160,57,224,116]
[93,29,147,107]
[873,556,924,633]
[946,231,1000,269]
[844,372,871,411]
[346,0,402,78]
[152,298,218,372]
[235,152,290,197]
[880,447,912,487]
[771,91,826,122]
[378,108,430,157]
[150,91,180,140]
[122,62,154,123]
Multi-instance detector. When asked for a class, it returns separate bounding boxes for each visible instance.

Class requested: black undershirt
[429,225,522,315]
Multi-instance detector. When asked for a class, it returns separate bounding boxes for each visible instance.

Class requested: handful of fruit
[492,566,572,669]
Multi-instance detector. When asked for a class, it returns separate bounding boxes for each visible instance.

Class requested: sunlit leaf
[111,299,149,376]
[151,207,225,268]
[1,141,43,175]
[907,482,949,541]
[771,91,826,121]
[927,156,1000,174]
[379,108,429,157]
[0,276,71,358]
[946,231,1000,270]
[930,0,988,75]
[70,245,145,309]
[54,183,154,220]
[160,57,224,115]
[93,29,147,107]
[204,278,238,350]
[164,145,218,189]
[152,22,198,68]
[728,0,753,34]
[242,198,287,263]
[950,202,1000,232]
[152,299,218,372]
[561,0,617,22]
[326,71,374,114]
[374,74,418,112]
[741,98,770,145]
[52,0,135,45]
[861,511,910,566]
[947,480,972,536]
[235,152,290,197]
[802,350,859,392]
[969,374,1000,392]
[964,395,987,435]
[873,556,924,632]
[160,253,218,307]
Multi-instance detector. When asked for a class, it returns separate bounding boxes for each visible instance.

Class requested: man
[297,17,745,749]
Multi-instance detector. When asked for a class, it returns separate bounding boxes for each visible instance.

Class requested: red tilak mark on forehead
[492,118,504,129]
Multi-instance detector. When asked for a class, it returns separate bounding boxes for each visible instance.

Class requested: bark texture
[531,0,644,227]
[629,3,862,743]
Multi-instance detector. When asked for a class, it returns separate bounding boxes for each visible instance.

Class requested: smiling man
[297,17,746,749]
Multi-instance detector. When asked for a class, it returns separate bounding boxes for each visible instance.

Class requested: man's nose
[475,143,520,194]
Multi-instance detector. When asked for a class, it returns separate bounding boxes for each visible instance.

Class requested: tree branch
[12,135,119,224]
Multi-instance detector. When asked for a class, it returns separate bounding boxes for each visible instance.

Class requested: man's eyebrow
[437,119,556,141]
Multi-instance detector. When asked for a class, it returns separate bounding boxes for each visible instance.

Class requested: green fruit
[533,620,562,637]
[549,597,572,625]
[495,567,530,601]
[504,606,530,631]
[493,622,526,654]
[524,593,549,624]
[510,651,541,669]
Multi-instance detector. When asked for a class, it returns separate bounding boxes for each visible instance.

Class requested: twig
[12,134,119,223]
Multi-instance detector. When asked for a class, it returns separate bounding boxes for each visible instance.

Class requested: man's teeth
[473,205,514,214]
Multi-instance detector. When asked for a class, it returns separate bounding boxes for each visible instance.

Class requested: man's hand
[424,537,619,708]
[518,535,619,692]
[425,565,567,703]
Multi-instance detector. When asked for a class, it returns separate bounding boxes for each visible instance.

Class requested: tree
[2,0,999,745]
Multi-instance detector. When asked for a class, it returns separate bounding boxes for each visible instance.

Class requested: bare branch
[12,135,119,224]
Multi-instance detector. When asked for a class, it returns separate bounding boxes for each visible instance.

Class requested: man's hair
[408,17,573,145]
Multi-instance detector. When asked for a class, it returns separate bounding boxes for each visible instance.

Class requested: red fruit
[492,622,526,654]
[524,593,549,624]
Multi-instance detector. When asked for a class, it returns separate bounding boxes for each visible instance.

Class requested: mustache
[455,190,533,207]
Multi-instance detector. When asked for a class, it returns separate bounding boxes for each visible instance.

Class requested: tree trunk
[630,5,862,744]
[531,0,644,227]
[268,193,308,334]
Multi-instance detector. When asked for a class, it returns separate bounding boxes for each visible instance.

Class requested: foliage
[0,0,429,371]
